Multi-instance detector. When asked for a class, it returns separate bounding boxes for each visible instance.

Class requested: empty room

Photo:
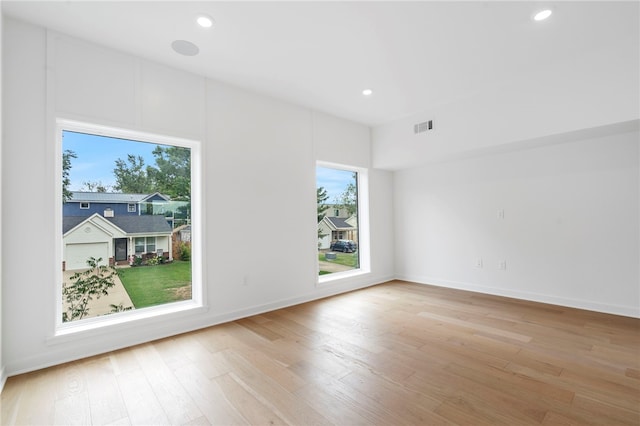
[1,1,638,425]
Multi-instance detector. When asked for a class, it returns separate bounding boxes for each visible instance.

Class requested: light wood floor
[2,280,639,425]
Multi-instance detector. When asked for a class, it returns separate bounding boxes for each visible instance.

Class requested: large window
[316,163,369,279]
[57,119,201,330]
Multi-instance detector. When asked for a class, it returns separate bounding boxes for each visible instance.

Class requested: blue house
[63,192,171,217]
[62,192,176,270]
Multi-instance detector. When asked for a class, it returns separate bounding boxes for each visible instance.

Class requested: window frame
[79,202,90,209]
[127,203,136,213]
[316,161,370,284]
[54,118,204,338]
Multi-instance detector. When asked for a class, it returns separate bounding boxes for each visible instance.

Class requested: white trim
[63,213,124,237]
[53,300,206,339]
[79,202,90,209]
[0,367,6,395]
[127,203,136,212]
[398,274,640,319]
[55,118,204,333]
[140,192,171,202]
[316,161,371,285]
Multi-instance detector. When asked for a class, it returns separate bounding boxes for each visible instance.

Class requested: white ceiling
[2,1,638,127]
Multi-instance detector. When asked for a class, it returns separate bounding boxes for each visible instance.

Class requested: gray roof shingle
[325,217,354,229]
[63,215,172,235]
[108,215,172,234]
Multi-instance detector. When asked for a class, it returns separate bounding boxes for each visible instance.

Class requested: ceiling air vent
[414,120,433,134]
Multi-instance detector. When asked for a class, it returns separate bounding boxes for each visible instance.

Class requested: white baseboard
[9,271,635,378]
[396,274,640,319]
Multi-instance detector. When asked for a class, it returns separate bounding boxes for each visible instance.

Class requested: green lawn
[119,261,191,308]
[318,252,359,268]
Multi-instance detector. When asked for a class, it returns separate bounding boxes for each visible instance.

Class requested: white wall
[1,18,394,375]
[372,34,639,170]
[394,126,640,317]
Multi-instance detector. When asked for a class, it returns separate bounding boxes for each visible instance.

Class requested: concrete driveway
[62,266,135,319]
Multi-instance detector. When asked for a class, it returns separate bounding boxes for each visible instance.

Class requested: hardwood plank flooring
[2,280,639,425]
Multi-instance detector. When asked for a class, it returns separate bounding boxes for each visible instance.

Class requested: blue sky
[316,166,354,203]
[63,130,158,191]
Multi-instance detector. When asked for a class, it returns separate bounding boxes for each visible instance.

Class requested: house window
[146,237,156,253]
[134,237,156,253]
[57,119,202,332]
[316,162,370,281]
[134,237,145,254]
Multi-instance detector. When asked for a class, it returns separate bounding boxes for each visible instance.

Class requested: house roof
[69,192,170,203]
[108,215,172,235]
[64,214,172,235]
[323,217,355,230]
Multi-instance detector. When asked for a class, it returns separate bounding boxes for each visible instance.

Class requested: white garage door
[66,242,109,270]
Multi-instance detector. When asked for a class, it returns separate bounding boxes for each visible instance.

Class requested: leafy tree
[62,150,77,203]
[113,154,154,193]
[317,187,329,222]
[149,146,191,199]
[62,257,121,322]
[81,180,112,192]
[109,145,192,227]
[317,187,329,240]
[335,173,358,216]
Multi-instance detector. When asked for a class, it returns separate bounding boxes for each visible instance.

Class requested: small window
[80,202,90,209]
[334,209,340,216]
[146,237,156,253]
[128,203,136,212]
[135,237,145,253]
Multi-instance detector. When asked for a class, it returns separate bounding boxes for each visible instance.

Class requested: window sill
[49,300,207,345]
[318,268,371,285]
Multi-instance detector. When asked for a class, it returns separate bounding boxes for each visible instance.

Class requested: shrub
[109,303,133,314]
[179,243,191,261]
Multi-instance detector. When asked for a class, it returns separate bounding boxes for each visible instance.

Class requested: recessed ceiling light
[533,9,552,21]
[171,40,199,56]
[197,15,214,28]
[362,89,373,96]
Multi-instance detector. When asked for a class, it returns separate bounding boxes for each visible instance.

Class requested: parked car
[330,240,357,253]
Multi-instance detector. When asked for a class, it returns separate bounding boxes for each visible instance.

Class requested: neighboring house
[63,213,173,271]
[63,191,171,217]
[318,216,358,249]
[319,204,351,219]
